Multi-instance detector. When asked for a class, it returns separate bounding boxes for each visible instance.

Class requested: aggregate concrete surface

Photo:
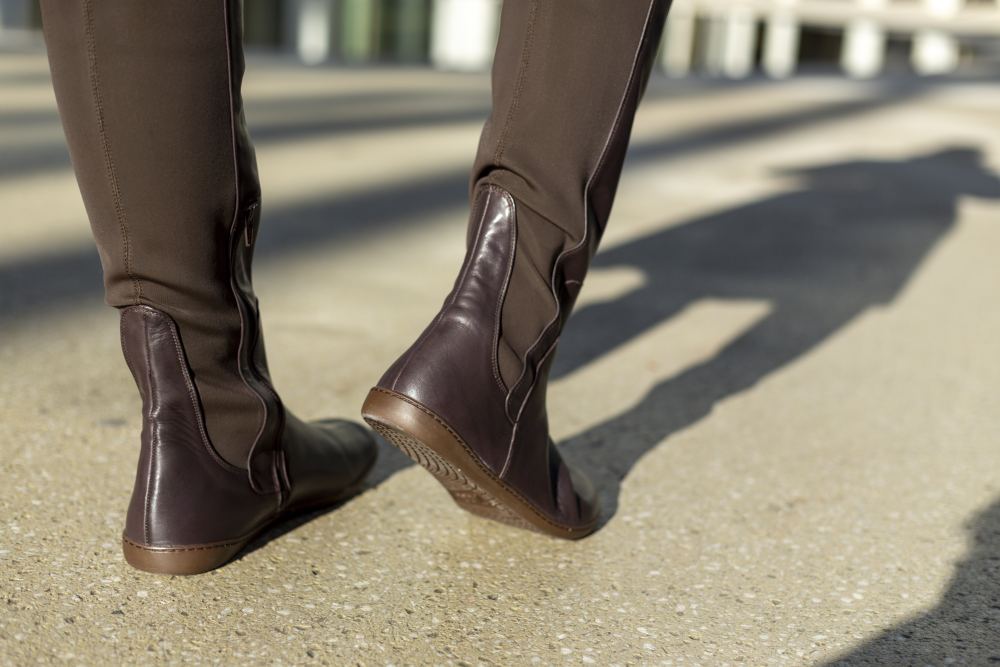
[2,50,1000,665]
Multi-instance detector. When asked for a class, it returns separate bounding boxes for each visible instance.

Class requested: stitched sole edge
[362,387,597,540]
[121,472,372,576]
[122,533,251,576]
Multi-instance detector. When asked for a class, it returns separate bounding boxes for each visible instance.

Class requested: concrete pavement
[2,51,1000,665]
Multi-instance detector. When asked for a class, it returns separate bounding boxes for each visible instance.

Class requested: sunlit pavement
[3,49,1000,665]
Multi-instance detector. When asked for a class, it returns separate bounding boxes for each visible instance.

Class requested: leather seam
[82,0,142,305]
[237,206,283,494]
[126,307,245,475]
[451,187,493,310]
[513,335,559,426]
[389,308,442,392]
[163,312,246,474]
[230,209,274,489]
[504,0,661,421]
[271,453,283,506]
[490,191,516,397]
[141,314,154,545]
[278,450,291,501]
[389,187,493,391]
[119,311,138,400]
[499,335,559,480]
[499,420,519,481]
[119,312,147,544]
[220,0,273,494]
[370,387,596,534]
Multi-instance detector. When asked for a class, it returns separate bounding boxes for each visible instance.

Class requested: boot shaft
[118,303,376,571]
[119,306,282,549]
[472,0,670,244]
[40,0,277,467]
[471,0,670,397]
[370,188,595,529]
[376,2,667,528]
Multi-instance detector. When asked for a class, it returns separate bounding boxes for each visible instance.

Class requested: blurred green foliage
[244,0,432,62]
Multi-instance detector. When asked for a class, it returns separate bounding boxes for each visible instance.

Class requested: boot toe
[312,418,379,481]
[557,459,601,530]
[283,415,378,510]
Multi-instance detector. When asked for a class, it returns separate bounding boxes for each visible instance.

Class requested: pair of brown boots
[40,0,669,574]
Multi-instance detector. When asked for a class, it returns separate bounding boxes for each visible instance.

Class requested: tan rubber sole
[122,533,253,576]
[362,387,597,540]
[121,474,372,576]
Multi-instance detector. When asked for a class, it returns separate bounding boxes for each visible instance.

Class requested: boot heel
[362,387,595,539]
[121,534,252,576]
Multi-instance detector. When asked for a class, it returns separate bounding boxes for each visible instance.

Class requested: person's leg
[363,0,670,536]
[40,0,376,574]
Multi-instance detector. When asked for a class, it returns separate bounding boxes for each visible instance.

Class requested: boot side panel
[120,306,277,548]
[377,187,517,474]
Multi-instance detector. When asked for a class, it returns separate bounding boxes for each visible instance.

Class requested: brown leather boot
[119,305,375,575]
[40,0,376,574]
[363,185,599,538]
[363,1,669,538]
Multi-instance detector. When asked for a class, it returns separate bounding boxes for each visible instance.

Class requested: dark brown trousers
[39,1,669,466]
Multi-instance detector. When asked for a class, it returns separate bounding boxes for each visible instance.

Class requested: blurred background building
[2,0,999,77]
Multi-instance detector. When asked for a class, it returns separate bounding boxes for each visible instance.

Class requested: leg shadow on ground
[548,145,1000,657]
[825,496,1000,664]
[367,146,1000,519]
[244,146,1000,579]
[0,78,924,325]
[553,147,1000,520]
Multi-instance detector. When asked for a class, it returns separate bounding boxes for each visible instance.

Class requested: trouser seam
[220,0,273,491]
[82,0,142,305]
[505,0,663,420]
[493,0,538,168]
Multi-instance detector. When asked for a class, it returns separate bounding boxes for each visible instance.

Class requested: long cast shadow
[548,146,1000,660]
[0,70,782,178]
[365,149,1000,515]
[7,70,991,586]
[825,497,1000,664]
[0,80,926,327]
[0,91,495,179]
[553,147,1000,519]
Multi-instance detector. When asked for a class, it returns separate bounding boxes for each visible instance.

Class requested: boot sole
[122,533,254,576]
[362,387,597,540]
[121,473,372,576]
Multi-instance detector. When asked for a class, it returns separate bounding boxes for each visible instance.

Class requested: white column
[704,3,757,78]
[430,0,500,71]
[763,0,800,78]
[841,0,887,78]
[720,4,757,78]
[704,10,727,76]
[662,0,697,77]
[912,0,962,75]
[285,0,337,65]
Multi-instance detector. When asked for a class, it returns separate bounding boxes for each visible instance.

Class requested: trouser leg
[474,0,670,391]
[40,1,376,573]
[364,1,670,536]
[40,0,267,468]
